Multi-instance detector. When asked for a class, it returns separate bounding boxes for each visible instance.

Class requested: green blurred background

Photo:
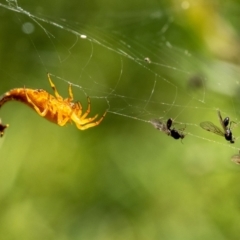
[1,0,240,239]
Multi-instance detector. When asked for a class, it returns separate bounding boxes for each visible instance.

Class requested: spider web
[2,1,240,239]
[0,0,240,156]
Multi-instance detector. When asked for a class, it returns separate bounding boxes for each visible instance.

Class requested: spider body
[0,74,106,136]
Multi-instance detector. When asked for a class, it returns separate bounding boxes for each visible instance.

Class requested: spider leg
[81,96,91,119]
[79,114,99,125]
[66,102,82,122]
[25,89,48,117]
[58,101,83,126]
[57,112,71,126]
[75,110,107,130]
[75,102,82,117]
[66,102,81,124]
[67,83,74,102]
[47,73,63,101]
[71,112,99,126]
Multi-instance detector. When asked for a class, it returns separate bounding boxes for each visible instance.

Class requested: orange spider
[0,74,107,136]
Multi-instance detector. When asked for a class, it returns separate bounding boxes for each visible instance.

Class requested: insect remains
[231,150,240,165]
[144,57,151,63]
[150,118,185,140]
[200,110,235,143]
[0,74,107,137]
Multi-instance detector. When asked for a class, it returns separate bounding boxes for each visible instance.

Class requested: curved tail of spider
[0,88,30,137]
[0,92,13,137]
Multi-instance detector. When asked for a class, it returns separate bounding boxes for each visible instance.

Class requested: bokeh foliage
[1,0,240,239]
